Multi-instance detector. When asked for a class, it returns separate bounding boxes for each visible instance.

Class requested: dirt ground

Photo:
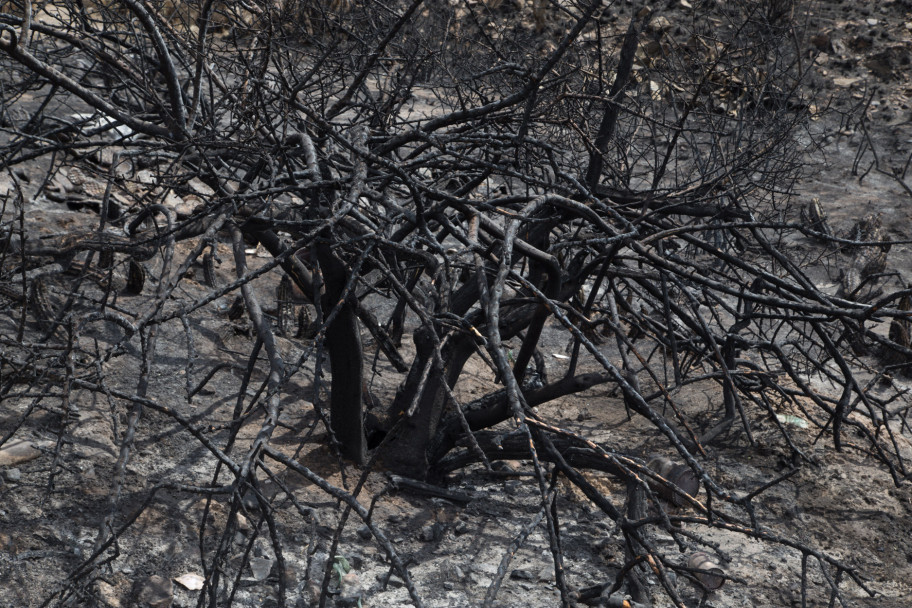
[2,1,912,607]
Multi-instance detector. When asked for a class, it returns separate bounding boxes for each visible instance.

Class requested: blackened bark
[428,372,610,466]
[583,12,647,192]
[317,242,366,464]
[381,278,482,478]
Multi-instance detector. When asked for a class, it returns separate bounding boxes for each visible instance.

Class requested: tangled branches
[0,0,910,606]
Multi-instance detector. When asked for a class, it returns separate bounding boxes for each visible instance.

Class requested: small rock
[510,569,533,580]
[92,147,118,167]
[491,460,516,473]
[417,522,445,542]
[0,439,46,466]
[648,15,672,33]
[833,76,861,87]
[356,525,372,540]
[236,513,251,533]
[453,520,469,535]
[503,480,522,495]
[443,581,455,590]
[249,556,274,581]
[137,575,172,608]
[173,573,205,591]
[182,194,205,214]
[97,581,122,608]
[240,490,260,512]
[188,177,215,196]
[136,169,156,185]
[4,468,22,482]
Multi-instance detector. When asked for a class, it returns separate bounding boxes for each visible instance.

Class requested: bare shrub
[0,0,908,606]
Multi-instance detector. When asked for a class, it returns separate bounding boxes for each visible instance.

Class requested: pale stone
[0,439,45,466]
[173,573,205,591]
[249,556,274,581]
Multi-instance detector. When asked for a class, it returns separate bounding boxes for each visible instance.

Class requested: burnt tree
[0,1,909,606]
